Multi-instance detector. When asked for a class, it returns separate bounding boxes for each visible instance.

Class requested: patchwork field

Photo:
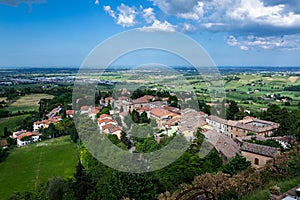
[6,94,54,113]
[0,136,78,199]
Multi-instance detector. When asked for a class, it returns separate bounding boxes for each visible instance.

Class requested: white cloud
[116,4,137,27]
[227,0,300,27]
[143,7,156,24]
[102,1,300,50]
[103,5,116,19]
[94,0,99,5]
[176,1,204,20]
[140,19,176,32]
[181,23,196,32]
[226,34,300,50]
[104,4,137,27]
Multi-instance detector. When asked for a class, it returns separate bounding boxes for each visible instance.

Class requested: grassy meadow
[0,136,78,199]
[6,94,54,114]
[0,114,31,136]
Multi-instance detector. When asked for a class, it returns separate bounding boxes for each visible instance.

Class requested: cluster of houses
[11,106,66,147]
[92,94,289,169]
[3,91,295,170]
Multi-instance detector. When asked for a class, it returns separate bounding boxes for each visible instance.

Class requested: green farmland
[0,136,78,199]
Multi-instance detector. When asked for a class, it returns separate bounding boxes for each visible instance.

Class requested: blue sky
[0,0,300,67]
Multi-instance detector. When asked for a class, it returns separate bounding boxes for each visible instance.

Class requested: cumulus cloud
[104,4,137,27]
[116,4,137,27]
[151,0,204,20]
[102,0,300,50]
[140,19,176,32]
[143,7,156,24]
[103,5,116,19]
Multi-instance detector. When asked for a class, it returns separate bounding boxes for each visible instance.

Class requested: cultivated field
[6,94,54,113]
[0,136,78,199]
[0,114,31,136]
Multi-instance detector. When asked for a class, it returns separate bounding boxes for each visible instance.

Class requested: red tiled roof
[150,108,172,118]
[99,114,111,119]
[132,95,155,104]
[17,132,40,140]
[80,106,90,111]
[98,119,116,124]
[66,110,74,115]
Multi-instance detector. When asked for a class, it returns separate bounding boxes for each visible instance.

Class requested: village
[5,86,296,173]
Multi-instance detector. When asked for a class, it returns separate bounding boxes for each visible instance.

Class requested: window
[254,158,259,165]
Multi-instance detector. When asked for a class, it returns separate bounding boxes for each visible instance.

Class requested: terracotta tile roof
[150,108,172,118]
[88,108,100,115]
[80,106,90,111]
[34,120,49,125]
[163,116,181,126]
[66,110,74,115]
[132,95,155,104]
[136,106,151,112]
[241,142,279,158]
[17,132,40,140]
[97,119,116,124]
[102,124,121,133]
[162,105,181,114]
[99,114,112,120]
[13,130,27,137]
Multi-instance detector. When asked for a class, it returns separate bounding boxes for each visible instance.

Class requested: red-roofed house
[150,108,173,128]
[66,110,74,118]
[17,132,41,147]
[98,119,118,130]
[102,124,123,139]
[88,108,100,120]
[80,106,91,114]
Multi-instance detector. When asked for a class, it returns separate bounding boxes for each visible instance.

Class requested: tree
[140,111,150,123]
[222,154,251,176]
[46,177,74,200]
[107,134,119,145]
[4,127,10,137]
[168,95,179,108]
[131,109,140,123]
[226,100,239,120]
[120,131,131,149]
[73,162,92,200]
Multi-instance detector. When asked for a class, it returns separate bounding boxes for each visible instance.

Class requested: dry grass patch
[288,76,298,83]
[10,94,54,107]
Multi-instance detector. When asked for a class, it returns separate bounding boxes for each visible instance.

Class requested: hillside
[0,136,78,199]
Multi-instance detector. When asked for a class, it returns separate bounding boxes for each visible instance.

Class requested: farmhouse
[241,142,280,168]
[17,131,41,147]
